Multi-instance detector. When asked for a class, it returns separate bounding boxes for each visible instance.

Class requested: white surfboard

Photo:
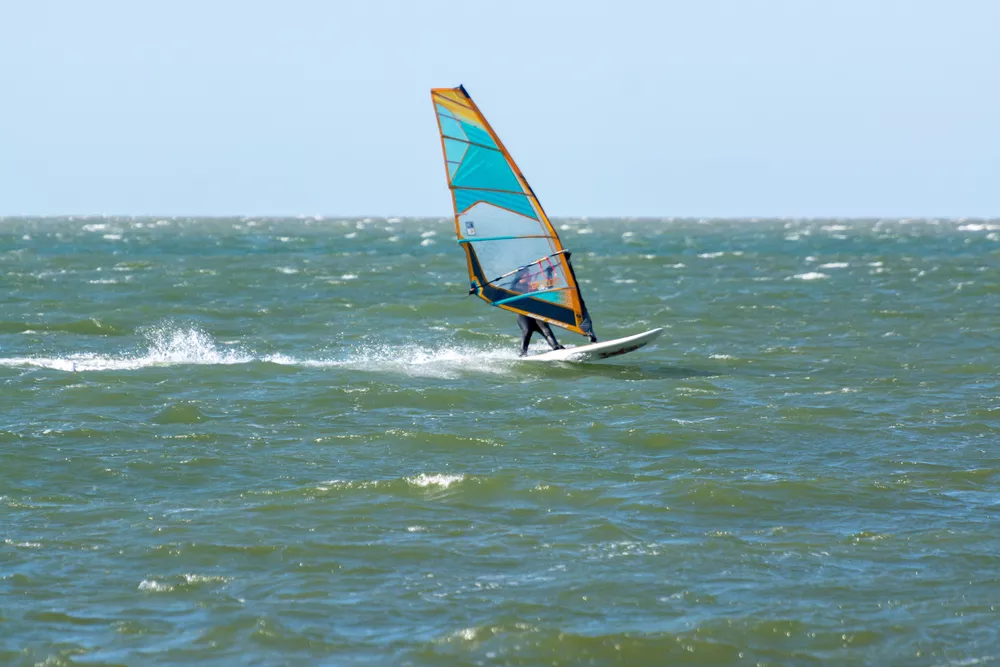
[525,328,664,362]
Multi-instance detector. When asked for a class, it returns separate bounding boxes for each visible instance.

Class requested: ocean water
[2,215,998,666]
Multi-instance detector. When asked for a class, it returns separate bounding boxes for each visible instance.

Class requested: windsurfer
[510,258,598,355]
[511,268,564,356]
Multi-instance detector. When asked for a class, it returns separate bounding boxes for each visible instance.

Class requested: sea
[2,216,998,666]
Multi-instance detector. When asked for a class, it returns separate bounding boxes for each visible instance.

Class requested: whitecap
[182,573,232,585]
[455,628,478,641]
[138,579,173,592]
[3,539,41,548]
[407,473,465,489]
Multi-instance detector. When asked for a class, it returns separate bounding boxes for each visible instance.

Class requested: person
[510,267,564,356]
[510,258,598,356]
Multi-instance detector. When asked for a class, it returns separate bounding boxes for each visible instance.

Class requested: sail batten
[493,287,571,307]
[431,85,593,336]
[441,137,503,152]
[432,93,475,111]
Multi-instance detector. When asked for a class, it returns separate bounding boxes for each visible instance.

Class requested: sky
[1,0,998,218]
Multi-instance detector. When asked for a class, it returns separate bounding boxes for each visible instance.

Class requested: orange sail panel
[430,85,590,336]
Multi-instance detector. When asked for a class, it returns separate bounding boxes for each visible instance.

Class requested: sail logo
[465,221,476,236]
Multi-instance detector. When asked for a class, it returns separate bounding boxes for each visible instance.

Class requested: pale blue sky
[2,0,997,217]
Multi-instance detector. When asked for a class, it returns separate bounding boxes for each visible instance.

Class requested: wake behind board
[526,328,664,362]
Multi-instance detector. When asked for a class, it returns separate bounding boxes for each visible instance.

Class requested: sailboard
[526,328,664,362]
[430,84,659,361]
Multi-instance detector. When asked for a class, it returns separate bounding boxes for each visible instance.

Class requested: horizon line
[2,213,997,221]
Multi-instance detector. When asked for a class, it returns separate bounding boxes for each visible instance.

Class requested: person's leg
[517,315,534,356]
[536,320,564,350]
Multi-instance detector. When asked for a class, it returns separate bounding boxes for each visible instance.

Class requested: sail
[430,85,593,336]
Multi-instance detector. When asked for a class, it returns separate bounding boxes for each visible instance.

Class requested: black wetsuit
[517,314,564,357]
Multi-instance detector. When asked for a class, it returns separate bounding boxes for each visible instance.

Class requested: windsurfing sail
[430,84,594,337]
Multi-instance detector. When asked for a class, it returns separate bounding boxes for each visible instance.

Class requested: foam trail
[265,342,520,379]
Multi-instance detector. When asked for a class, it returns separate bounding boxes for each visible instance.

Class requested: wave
[0,318,124,335]
[244,473,471,500]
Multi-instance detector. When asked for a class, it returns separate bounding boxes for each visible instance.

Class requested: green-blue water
[2,216,998,666]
